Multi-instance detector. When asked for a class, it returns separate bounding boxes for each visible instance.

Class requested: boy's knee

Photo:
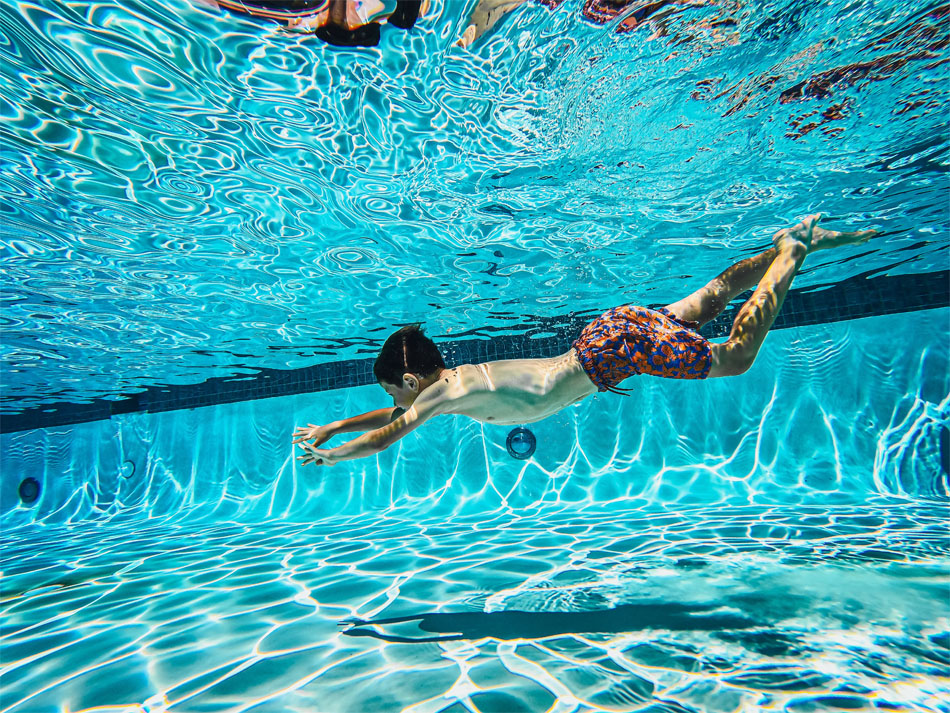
[711,344,755,376]
[730,355,755,375]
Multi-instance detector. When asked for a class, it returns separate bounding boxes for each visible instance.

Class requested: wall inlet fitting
[18,477,40,505]
[506,427,536,460]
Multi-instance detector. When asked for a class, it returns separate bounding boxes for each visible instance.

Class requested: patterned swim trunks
[572,305,712,393]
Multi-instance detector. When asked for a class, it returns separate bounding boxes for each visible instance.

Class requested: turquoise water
[1,0,947,406]
[1,0,949,711]
[2,315,948,711]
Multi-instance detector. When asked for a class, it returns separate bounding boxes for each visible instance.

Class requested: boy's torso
[429,349,598,425]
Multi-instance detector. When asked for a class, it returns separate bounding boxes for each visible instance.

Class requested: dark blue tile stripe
[2,270,947,434]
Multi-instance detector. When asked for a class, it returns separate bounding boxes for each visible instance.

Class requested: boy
[294,216,876,466]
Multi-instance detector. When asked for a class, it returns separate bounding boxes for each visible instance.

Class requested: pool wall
[2,310,947,528]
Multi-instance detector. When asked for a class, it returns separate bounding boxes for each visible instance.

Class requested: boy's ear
[402,373,419,391]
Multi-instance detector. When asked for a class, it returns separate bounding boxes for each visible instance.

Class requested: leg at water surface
[688,216,877,378]
[664,220,878,328]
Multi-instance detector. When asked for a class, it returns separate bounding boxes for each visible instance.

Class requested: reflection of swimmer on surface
[457,0,714,48]
[211,0,429,47]
[693,4,948,138]
[210,0,736,49]
[294,216,877,468]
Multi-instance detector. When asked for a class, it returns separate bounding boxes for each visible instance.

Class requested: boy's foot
[808,225,879,253]
[772,213,820,254]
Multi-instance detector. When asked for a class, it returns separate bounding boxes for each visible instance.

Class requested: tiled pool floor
[1,500,947,712]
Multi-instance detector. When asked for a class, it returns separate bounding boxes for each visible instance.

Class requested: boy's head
[374,324,445,408]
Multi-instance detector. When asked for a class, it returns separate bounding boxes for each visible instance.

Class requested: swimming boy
[294,215,876,466]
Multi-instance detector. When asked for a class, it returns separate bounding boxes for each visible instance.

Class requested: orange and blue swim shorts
[573,305,712,393]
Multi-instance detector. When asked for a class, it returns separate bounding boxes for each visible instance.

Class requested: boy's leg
[705,216,819,377]
[664,221,877,327]
[706,216,815,377]
[700,212,883,377]
[663,247,779,327]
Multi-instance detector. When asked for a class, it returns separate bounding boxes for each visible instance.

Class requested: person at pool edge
[293,215,876,466]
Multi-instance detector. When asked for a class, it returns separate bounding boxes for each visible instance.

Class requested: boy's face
[379,376,418,409]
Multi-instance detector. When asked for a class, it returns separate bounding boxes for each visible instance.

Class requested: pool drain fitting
[18,477,40,505]
[506,427,536,460]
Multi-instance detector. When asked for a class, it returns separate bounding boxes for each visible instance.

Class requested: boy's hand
[292,423,333,447]
[296,443,337,467]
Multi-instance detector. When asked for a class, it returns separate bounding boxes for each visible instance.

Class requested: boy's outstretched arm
[297,387,446,467]
[292,407,404,447]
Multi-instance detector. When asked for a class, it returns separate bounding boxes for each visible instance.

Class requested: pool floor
[1,500,948,712]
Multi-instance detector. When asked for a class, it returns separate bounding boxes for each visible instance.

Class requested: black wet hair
[373,324,445,386]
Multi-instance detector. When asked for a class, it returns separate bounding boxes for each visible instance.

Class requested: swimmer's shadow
[340,600,764,644]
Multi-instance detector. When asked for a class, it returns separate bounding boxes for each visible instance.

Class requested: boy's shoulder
[417,364,483,405]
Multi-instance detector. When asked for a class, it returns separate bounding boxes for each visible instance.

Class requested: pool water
[3,313,948,711]
[1,0,949,711]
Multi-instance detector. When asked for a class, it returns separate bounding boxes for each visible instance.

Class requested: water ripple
[0,0,947,408]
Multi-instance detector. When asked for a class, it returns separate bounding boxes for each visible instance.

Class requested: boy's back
[416,352,597,426]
